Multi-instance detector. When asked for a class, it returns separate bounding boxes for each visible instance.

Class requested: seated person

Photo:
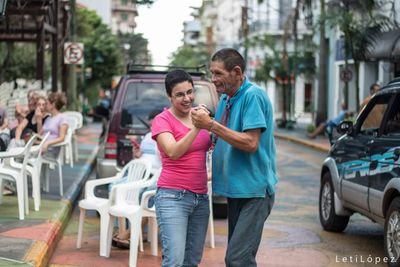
[110,109,162,249]
[40,92,68,156]
[12,95,49,146]
[308,105,353,139]
[0,107,10,151]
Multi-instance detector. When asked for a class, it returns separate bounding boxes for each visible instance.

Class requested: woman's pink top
[152,110,211,194]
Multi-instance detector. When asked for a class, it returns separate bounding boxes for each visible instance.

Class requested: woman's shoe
[112,236,130,249]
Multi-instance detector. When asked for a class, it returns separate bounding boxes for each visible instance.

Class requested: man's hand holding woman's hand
[191,104,213,130]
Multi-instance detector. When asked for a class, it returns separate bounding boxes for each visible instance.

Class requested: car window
[384,95,400,135]
[120,81,216,130]
[121,82,168,130]
[359,94,390,134]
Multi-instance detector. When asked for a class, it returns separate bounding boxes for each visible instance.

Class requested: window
[120,81,216,129]
[360,94,390,133]
[304,83,312,112]
[121,0,128,5]
[384,95,400,135]
[121,13,128,22]
[121,82,168,129]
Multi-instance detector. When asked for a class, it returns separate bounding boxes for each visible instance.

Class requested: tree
[253,1,316,128]
[76,8,124,102]
[0,43,39,82]
[118,32,151,66]
[325,0,394,110]
[169,45,209,68]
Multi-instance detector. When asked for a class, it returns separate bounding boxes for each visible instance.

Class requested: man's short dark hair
[211,48,246,72]
[165,69,194,97]
[370,83,380,94]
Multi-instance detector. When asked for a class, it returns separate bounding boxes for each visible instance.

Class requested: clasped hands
[191,104,213,130]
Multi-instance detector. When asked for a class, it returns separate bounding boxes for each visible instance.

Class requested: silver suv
[319,79,400,265]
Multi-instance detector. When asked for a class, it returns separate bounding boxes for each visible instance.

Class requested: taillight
[105,133,117,159]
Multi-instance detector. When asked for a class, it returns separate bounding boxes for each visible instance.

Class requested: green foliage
[76,8,124,93]
[0,43,45,82]
[323,0,395,109]
[254,50,315,84]
[169,45,209,68]
[307,123,316,133]
[118,32,151,65]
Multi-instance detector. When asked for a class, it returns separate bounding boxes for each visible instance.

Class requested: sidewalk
[0,122,102,267]
[274,124,331,153]
[0,121,330,267]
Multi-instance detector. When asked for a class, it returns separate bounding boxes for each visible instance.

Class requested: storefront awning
[365,29,400,61]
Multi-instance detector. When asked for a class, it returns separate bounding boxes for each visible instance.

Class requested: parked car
[96,64,227,217]
[318,78,400,265]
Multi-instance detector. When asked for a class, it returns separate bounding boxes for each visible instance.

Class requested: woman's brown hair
[47,92,67,110]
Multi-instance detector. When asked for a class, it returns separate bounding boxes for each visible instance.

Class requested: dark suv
[96,65,219,178]
[318,78,400,265]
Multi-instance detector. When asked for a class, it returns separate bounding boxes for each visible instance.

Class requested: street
[49,139,386,267]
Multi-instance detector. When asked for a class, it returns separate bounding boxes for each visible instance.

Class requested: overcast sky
[135,0,202,66]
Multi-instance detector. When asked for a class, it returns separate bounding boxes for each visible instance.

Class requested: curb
[23,145,99,267]
[274,132,330,153]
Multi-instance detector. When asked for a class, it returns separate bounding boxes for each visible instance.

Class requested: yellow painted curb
[23,202,70,267]
[24,240,48,267]
[274,132,330,153]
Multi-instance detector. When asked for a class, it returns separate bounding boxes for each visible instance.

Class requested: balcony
[112,4,138,15]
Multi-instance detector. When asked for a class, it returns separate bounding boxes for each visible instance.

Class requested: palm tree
[255,0,316,127]
[325,0,395,110]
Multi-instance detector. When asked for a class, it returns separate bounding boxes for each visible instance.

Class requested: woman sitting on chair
[40,92,69,155]
[13,95,49,146]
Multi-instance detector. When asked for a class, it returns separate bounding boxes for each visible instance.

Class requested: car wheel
[319,172,349,232]
[384,197,400,266]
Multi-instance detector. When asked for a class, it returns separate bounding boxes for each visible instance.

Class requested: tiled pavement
[0,123,101,267]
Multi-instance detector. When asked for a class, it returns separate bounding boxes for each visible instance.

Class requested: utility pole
[316,0,328,124]
[67,0,78,110]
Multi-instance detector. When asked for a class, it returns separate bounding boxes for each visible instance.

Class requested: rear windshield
[120,81,215,131]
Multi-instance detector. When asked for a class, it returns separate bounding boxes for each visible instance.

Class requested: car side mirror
[337,121,353,135]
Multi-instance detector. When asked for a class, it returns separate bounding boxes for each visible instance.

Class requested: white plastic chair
[64,116,78,167]
[0,135,37,220]
[76,158,152,258]
[138,168,161,256]
[63,111,83,129]
[41,127,72,196]
[29,132,50,210]
[64,111,83,161]
[9,133,50,211]
[138,174,214,255]
[105,161,154,267]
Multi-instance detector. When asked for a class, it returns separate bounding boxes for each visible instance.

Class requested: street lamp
[123,43,131,66]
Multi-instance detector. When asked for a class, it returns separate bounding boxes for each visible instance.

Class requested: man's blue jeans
[226,193,275,267]
[155,188,210,267]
